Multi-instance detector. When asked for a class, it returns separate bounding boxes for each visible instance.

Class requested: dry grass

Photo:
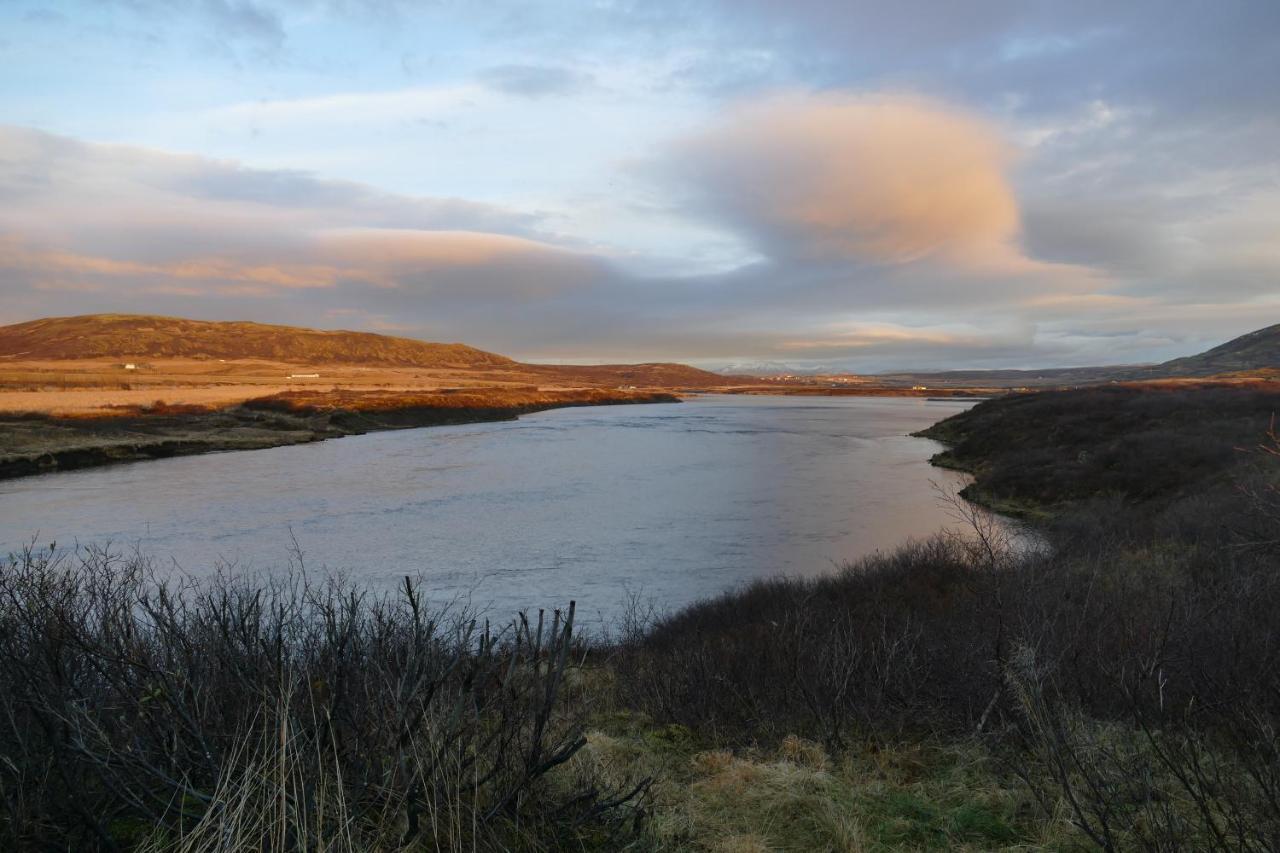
[248,386,676,415]
[567,720,1052,852]
[0,385,289,415]
[0,349,731,417]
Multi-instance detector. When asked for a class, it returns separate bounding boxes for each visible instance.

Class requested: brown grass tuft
[779,735,829,772]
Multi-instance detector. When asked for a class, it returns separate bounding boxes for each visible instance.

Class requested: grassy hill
[879,323,1280,388]
[0,314,744,388]
[0,314,517,369]
[1131,321,1280,378]
[917,382,1280,516]
[525,361,747,388]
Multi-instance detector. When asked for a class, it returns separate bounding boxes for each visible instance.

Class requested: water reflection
[1,395,993,623]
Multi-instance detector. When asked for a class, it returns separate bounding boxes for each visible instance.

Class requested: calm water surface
[1,395,982,624]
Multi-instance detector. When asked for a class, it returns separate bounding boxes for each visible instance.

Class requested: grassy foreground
[2,385,1278,850]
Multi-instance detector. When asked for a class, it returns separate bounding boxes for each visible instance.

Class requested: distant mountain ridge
[525,361,749,387]
[0,314,516,369]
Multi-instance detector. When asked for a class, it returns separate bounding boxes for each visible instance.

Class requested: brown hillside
[0,314,515,369]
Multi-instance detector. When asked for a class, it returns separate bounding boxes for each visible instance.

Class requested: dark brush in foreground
[0,554,648,851]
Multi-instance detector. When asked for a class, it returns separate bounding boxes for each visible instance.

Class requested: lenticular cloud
[669,92,1025,269]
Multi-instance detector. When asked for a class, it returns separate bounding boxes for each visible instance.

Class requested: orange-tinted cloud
[2,229,600,301]
[669,92,1027,269]
[0,125,603,307]
[3,241,343,291]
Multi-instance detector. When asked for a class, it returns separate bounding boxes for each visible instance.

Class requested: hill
[1129,322,1280,378]
[877,323,1280,388]
[0,314,748,390]
[0,314,516,369]
[526,361,748,387]
[875,365,1126,389]
[916,382,1280,516]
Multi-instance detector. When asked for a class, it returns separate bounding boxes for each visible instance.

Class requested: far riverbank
[0,387,678,481]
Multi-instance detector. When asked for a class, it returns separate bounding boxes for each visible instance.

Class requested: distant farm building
[912,385,928,391]
[288,373,320,379]
[123,363,137,370]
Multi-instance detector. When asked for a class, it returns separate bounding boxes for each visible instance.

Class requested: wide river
[1,395,983,625]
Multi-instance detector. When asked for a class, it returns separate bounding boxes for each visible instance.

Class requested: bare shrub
[0,548,642,851]
[1007,641,1280,852]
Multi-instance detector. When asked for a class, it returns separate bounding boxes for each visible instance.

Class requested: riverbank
[914,381,1280,518]
[0,387,679,480]
[719,385,1001,398]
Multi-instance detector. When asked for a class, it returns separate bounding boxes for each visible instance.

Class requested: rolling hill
[525,361,746,388]
[1129,322,1280,379]
[878,323,1280,388]
[0,314,518,369]
[11,313,1272,390]
[0,314,743,387]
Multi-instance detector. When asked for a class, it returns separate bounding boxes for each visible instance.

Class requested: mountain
[0,314,745,387]
[0,314,516,369]
[526,362,751,387]
[875,365,1133,389]
[711,361,819,376]
[7,313,1273,387]
[879,324,1280,388]
[1133,323,1280,378]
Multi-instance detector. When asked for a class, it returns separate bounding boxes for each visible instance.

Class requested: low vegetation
[0,314,517,368]
[2,385,1278,850]
[0,550,648,851]
[0,388,679,480]
[0,314,739,389]
[917,383,1280,515]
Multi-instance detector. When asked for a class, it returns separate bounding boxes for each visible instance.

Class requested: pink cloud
[669,92,1028,269]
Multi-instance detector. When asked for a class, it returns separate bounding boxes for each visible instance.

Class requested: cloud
[201,0,285,49]
[478,64,595,97]
[663,92,1027,270]
[21,8,66,25]
[0,125,544,249]
[0,125,605,321]
[203,85,478,130]
[2,1,1275,371]
[0,120,1107,369]
[0,114,1267,373]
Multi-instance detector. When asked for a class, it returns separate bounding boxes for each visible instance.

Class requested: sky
[1,1,1278,371]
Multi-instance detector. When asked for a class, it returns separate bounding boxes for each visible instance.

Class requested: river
[0,394,985,625]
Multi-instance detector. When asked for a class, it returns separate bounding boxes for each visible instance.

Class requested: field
[0,356,695,415]
[0,350,1006,482]
[0,383,680,481]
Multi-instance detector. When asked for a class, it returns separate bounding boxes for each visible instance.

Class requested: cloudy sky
[1,1,1278,370]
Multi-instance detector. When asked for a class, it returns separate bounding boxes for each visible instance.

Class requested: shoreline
[0,388,680,482]
[0,384,998,484]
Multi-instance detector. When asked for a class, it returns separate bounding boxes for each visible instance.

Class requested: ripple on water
[0,395,997,623]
